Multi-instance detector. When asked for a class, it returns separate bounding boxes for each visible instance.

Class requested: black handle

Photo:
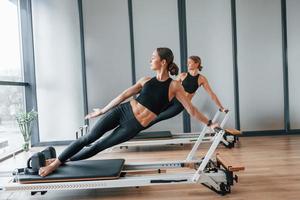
[214,127,223,133]
[27,157,32,169]
[219,108,229,113]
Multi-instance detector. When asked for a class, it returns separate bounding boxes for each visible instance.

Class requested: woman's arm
[171,80,212,126]
[101,77,149,113]
[200,75,225,111]
[85,77,149,119]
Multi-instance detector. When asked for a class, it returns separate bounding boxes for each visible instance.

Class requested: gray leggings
[58,102,144,162]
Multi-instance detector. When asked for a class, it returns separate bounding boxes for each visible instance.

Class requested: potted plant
[16,110,38,151]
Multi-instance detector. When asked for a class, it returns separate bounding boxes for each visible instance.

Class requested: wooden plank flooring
[1,135,300,200]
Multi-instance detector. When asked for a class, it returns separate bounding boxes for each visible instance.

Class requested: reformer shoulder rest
[216,153,245,172]
[225,128,241,136]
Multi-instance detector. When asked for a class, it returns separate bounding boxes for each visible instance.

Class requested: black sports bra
[182,72,200,94]
[135,77,172,115]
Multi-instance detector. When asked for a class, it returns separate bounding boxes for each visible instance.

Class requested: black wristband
[207,120,212,127]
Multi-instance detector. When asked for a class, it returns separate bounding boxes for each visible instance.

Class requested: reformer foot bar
[112,109,241,150]
[1,127,244,196]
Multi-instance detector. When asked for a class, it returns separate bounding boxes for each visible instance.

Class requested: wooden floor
[1,135,300,200]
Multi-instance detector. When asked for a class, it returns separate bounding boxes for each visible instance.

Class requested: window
[0,0,25,158]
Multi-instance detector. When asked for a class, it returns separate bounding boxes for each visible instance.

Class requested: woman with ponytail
[39,47,218,177]
[145,55,226,129]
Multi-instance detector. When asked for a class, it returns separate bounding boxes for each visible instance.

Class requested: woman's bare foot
[39,158,62,177]
[45,158,56,166]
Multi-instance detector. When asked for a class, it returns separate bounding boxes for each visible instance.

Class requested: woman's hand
[209,122,220,130]
[85,108,104,119]
[219,107,229,113]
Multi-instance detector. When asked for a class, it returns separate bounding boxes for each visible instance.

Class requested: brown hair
[189,56,203,71]
[156,47,179,76]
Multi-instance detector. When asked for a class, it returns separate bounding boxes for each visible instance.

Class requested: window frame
[0,0,39,157]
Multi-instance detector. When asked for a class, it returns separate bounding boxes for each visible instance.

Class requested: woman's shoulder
[198,73,208,85]
[136,76,152,86]
[198,73,207,81]
[138,76,151,82]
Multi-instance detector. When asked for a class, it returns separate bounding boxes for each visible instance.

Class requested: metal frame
[186,111,229,161]
[177,0,191,133]
[281,0,290,133]
[230,0,240,130]
[19,0,40,146]
[2,128,238,195]
[127,0,137,85]
[0,81,29,86]
[4,172,224,191]
[77,0,89,127]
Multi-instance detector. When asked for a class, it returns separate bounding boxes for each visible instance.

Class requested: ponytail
[168,62,179,76]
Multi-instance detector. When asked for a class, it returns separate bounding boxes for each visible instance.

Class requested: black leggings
[58,102,145,162]
[145,98,184,129]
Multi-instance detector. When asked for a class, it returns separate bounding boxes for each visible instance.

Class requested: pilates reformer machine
[1,126,245,196]
[76,109,241,150]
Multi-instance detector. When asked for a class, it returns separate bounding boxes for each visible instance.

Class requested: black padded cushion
[133,131,172,140]
[16,159,125,184]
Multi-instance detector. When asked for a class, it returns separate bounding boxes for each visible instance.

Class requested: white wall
[186,0,235,131]
[82,0,132,128]
[32,0,84,141]
[236,0,284,131]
